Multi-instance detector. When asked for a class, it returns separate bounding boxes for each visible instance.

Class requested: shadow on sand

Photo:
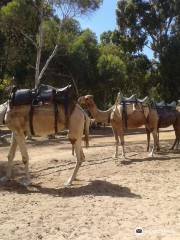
[0,180,141,199]
[121,155,180,165]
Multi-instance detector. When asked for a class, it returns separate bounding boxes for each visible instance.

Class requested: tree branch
[19,30,37,48]
[38,44,58,82]
[164,16,173,37]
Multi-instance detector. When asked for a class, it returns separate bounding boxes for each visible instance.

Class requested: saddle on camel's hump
[9,84,74,107]
[155,100,177,110]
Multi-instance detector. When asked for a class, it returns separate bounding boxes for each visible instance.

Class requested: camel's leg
[113,129,119,158]
[0,133,17,182]
[170,125,178,150]
[156,128,160,151]
[80,148,85,163]
[176,139,179,150]
[146,128,150,152]
[171,137,179,150]
[7,133,17,179]
[175,125,179,150]
[171,138,177,150]
[15,133,31,186]
[149,129,158,158]
[66,139,82,186]
[119,132,126,159]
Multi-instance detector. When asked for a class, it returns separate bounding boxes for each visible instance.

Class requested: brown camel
[146,103,180,151]
[78,94,159,159]
[1,89,90,186]
[175,104,180,148]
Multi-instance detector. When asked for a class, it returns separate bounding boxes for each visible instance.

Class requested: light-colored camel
[0,101,10,144]
[78,94,159,159]
[1,101,90,186]
[0,101,8,124]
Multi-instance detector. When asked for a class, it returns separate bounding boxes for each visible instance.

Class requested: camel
[1,86,90,186]
[0,101,10,144]
[78,93,159,159]
[175,104,180,148]
[0,101,8,125]
[146,103,180,151]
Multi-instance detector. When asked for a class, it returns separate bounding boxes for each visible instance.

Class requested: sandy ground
[0,126,180,240]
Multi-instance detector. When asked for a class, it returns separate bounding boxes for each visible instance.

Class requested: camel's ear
[84,96,90,104]
[84,95,94,105]
[78,96,86,105]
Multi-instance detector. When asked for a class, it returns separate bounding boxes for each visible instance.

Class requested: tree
[1,0,103,88]
[116,0,180,100]
[159,36,180,101]
[69,29,99,94]
[116,0,179,57]
[0,0,12,8]
[97,43,126,104]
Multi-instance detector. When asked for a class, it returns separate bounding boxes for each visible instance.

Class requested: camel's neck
[87,103,113,123]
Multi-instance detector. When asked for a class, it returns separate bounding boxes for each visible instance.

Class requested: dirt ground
[0,126,180,240]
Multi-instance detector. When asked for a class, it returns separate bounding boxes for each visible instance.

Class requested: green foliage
[54,0,103,14]
[159,36,180,101]
[0,0,102,95]
[97,54,125,81]
[0,0,39,38]
[43,19,59,49]
[116,0,179,55]
[69,29,99,91]
[116,0,180,101]
[0,78,11,102]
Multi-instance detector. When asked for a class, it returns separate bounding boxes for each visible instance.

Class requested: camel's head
[78,95,95,108]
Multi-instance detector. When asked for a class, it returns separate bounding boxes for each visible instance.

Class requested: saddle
[9,84,75,136]
[155,101,165,107]
[10,84,73,106]
[167,101,176,108]
[137,96,149,104]
[120,94,149,105]
[118,93,149,130]
[155,101,176,110]
[121,94,137,103]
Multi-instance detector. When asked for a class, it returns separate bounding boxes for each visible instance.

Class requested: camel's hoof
[113,154,118,159]
[148,153,154,158]
[19,178,32,187]
[64,183,71,188]
[0,176,10,183]
[64,178,72,187]
[80,160,85,166]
